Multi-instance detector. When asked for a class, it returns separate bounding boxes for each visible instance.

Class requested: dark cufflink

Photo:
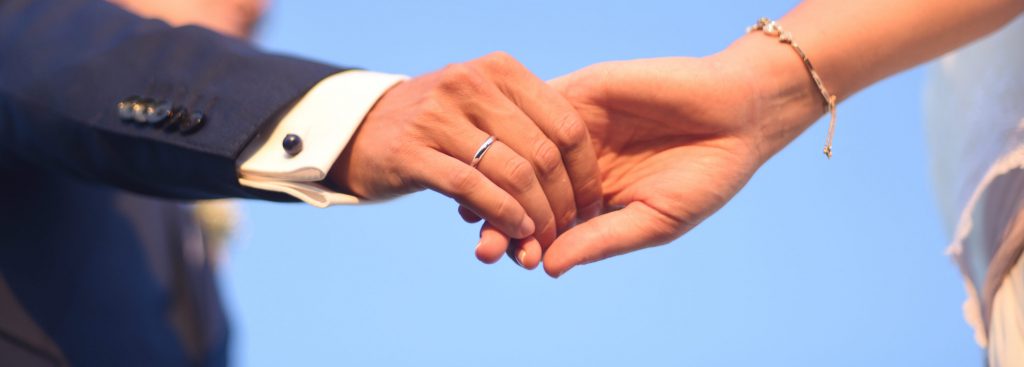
[178,111,206,134]
[117,96,139,121]
[132,98,154,123]
[144,100,173,125]
[282,134,303,156]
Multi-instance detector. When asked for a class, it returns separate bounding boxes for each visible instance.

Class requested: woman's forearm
[785,0,1022,99]
[717,0,1024,160]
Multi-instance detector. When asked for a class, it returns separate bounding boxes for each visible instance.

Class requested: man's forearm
[0,0,340,200]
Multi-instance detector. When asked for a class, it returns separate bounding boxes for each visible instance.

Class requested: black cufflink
[283,134,303,156]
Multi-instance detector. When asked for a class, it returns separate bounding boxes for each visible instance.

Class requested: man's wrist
[236,70,407,207]
[324,78,405,200]
[325,129,359,196]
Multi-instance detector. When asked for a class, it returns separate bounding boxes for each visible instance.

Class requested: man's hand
[329,52,602,269]
[541,56,780,277]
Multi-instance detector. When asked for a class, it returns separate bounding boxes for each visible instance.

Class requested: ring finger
[441,130,556,259]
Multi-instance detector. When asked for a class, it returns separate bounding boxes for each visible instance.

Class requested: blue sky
[219,1,981,366]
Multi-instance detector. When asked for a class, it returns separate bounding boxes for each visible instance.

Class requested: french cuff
[237,70,408,208]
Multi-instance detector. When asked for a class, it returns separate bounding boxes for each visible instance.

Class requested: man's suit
[0,0,346,365]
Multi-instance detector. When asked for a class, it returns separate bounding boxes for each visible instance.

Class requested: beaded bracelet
[748,17,838,159]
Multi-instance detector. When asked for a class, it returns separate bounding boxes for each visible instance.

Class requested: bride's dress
[924,13,1024,364]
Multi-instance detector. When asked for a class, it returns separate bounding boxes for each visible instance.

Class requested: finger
[409,149,534,239]
[542,202,680,278]
[471,140,558,246]
[458,205,482,223]
[506,236,541,270]
[515,80,604,222]
[437,128,558,246]
[477,52,605,222]
[475,223,508,264]
[467,87,578,236]
[475,223,540,269]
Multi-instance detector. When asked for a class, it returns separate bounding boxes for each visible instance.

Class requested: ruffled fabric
[924,14,1024,352]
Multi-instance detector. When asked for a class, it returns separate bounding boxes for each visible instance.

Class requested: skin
[107,0,266,39]
[109,0,604,270]
[113,0,1024,277]
[536,0,1024,278]
[328,52,604,270]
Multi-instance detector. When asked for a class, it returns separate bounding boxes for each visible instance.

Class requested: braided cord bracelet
[748,17,838,159]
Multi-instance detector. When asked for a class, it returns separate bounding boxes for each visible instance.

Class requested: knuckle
[483,51,514,66]
[438,63,481,91]
[555,114,588,147]
[505,156,536,194]
[439,63,470,80]
[480,51,525,75]
[532,140,563,178]
[492,195,517,223]
[448,166,480,194]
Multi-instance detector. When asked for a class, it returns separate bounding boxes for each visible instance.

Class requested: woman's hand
[329,52,603,269]
[540,56,792,277]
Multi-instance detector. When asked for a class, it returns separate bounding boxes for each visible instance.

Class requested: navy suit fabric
[0,0,347,365]
[0,0,340,199]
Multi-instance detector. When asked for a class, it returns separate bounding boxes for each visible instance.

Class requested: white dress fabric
[923,14,1024,366]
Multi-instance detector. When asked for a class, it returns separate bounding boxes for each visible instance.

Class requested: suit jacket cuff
[236,70,408,207]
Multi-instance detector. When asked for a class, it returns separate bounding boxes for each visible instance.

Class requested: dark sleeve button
[178,111,206,134]
[132,98,154,123]
[162,106,187,131]
[117,96,139,121]
[282,134,303,156]
[145,100,173,125]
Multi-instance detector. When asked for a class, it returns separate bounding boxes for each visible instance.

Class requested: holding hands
[328,52,603,270]
[540,57,770,277]
[470,54,789,277]
[331,36,830,277]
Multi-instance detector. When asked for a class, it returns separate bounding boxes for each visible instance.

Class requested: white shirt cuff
[236,70,408,208]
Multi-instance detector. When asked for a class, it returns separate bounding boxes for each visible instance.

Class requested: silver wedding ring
[470,136,496,168]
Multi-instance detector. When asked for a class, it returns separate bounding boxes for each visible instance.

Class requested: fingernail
[516,248,528,268]
[510,248,524,267]
[518,217,535,238]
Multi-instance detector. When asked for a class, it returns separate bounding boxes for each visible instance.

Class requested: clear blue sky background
[219,1,982,366]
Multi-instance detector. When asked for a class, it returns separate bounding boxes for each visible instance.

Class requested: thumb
[542,202,679,278]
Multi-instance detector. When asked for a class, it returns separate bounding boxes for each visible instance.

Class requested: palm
[542,58,764,277]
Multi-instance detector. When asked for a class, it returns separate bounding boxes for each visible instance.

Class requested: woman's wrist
[712,34,832,163]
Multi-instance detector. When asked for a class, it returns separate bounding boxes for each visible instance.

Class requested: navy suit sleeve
[0,0,346,201]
